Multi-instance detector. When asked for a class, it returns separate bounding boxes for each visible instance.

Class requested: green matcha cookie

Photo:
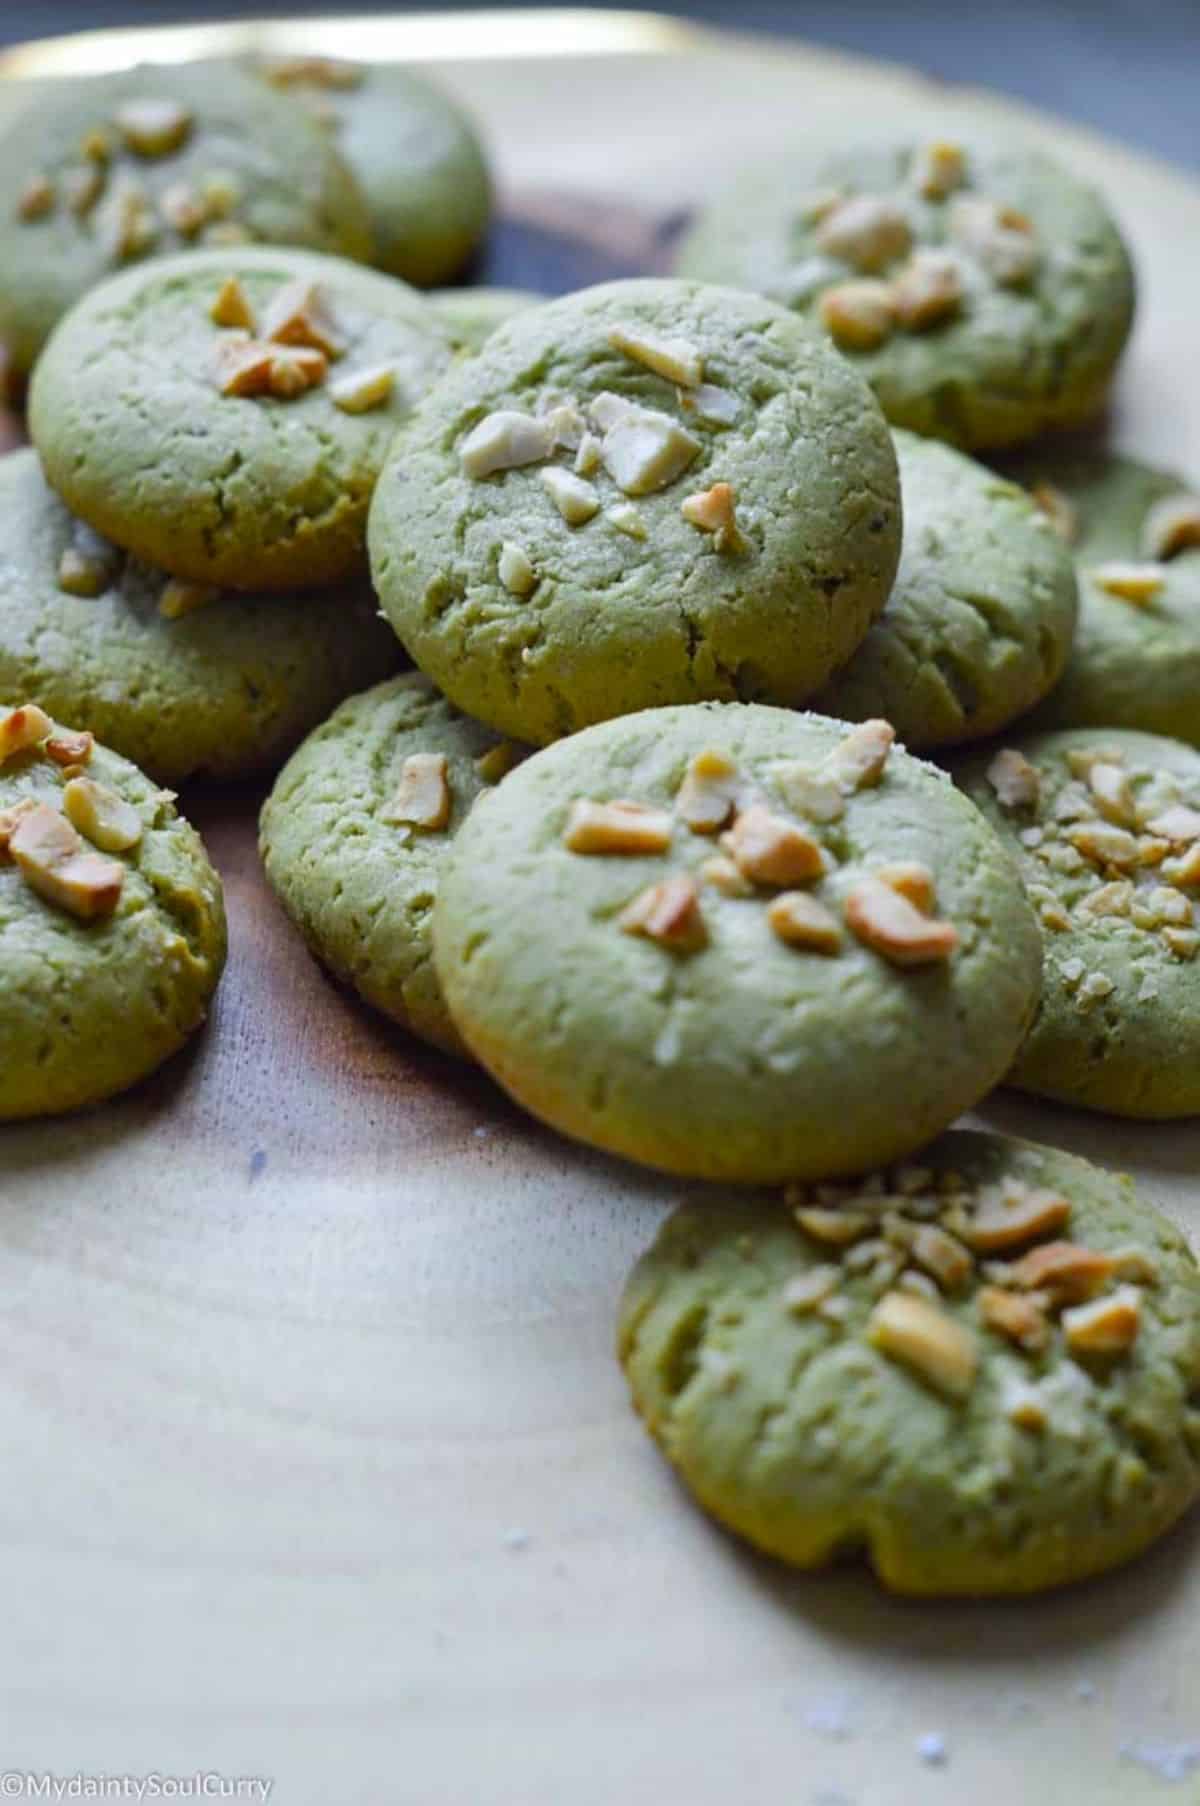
[956,726,1200,1116]
[260,673,525,1056]
[429,286,541,352]
[370,278,901,744]
[0,449,399,785]
[1005,450,1200,745]
[618,1130,1200,1596]
[0,700,226,1118]
[0,61,373,381]
[433,703,1040,1182]
[676,138,1135,451]
[813,432,1078,749]
[29,247,453,592]
[262,57,491,286]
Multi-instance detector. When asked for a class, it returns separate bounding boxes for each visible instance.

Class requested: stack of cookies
[3,92,1200,1603]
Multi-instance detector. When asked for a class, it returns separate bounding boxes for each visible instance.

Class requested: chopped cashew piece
[57,543,113,599]
[1089,561,1166,605]
[1111,1247,1159,1285]
[960,1183,1071,1253]
[720,805,825,886]
[541,466,601,525]
[772,761,844,824]
[0,703,53,765]
[909,1224,972,1292]
[0,798,38,855]
[1010,1240,1114,1303]
[329,363,394,414]
[948,195,1038,286]
[866,1291,977,1399]
[497,541,537,597]
[767,891,843,953]
[1068,821,1140,870]
[912,140,966,199]
[680,482,744,552]
[823,719,894,793]
[159,181,205,235]
[978,1285,1050,1352]
[266,346,328,400]
[876,861,936,913]
[1088,760,1137,826]
[890,251,963,330]
[459,410,557,478]
[215,337,326,400]
[607,322,704,387]
[817,280,895,351]
[698,854,753,898]
[1078,880,1134,918]
[678,383,740,427]
[599,406,700,496]
[260,278,346,358]
[63,776,143,852]
[845,877,958,966]
[795,1207,873,1246]
[675,747,740,834]
[618,874,707,952]
[1164,843,1200,887]
[384,753,451,831]
[563,799,672,856]
[1030,482,1079,543]
[605,503,647,540]
[114,99,193,158]
[815,194,913,272]
[782,1266,841,1314]
[1145,804,1200,844]
[9,802,124,919]
[1062,1287,1141,1358]
[159,579,218,620]
[44,730,94,769]
[574,432,602,476]
[1141,494,1200,561]
[210,275,256,331]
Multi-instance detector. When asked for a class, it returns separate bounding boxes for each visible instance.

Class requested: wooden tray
[3,15,1200,1802]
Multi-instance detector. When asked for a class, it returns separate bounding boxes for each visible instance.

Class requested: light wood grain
[2,15,1200,1804]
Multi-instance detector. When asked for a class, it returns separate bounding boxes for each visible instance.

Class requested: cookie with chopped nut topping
[676,138,1135,451]
[432,702,1040,1181]
[0,60,373,382]
[956,726,1200,1117]
[28,247,453,590]
[368,277,901,744]
[813,431,1078,748]
[618,1129,1200,1596]
[0,702,226,1118]
[260,673,528,1056]
[0,450,399,784]
[261,58,491,286]
[1002,449,1200,746]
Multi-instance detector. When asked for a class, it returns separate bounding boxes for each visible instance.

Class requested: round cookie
[262,57,491,286]
[433,703,1041,1182]
[956,726,1200,1117]
[429,286,542,352]
[260,674,525,1056]
[0,60,373,381]
[676,137,1135,451]
[618,1130,1200,1597]
[1007,450,1200,745]
[369,277,902,745]
[813,431,1078,749]
[29,247,453,592]
[0,701,226,1119]
[0,450,400,785]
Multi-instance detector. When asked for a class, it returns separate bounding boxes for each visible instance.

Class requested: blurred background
[1,0,1197,171]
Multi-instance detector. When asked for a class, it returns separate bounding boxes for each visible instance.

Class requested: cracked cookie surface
[432,702,1040,1181]
[617,1130,1200,1595]
[368,278,901,744]
[28,247,453,591]
[260,672,526,1056]
[814,430,1078,748]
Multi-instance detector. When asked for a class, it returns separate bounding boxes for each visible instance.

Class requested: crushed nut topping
[44,730,94,769]
[328,362,395,414]
[698,854,754,898]
[817,280,895,351]
[1077,879,1134,918]
[1029,481,1079,543]
[62,775,143,852]
[815,194,913,273]
[987,747,1041,810]
[1062,1286,1141,1358]
[17,173,56,221]
[0,703,53,765]
[1141,494,1200,562]
[209,275,255,332]
[619,874,707,952]
[63,162,104,217]
[215,337,327,400]
[675,747,740,834]
[720,805,825,887]
[384,752,451,831]
[607,322,704,387]
[875,861,936,913]
[767,890,843,953]
[1008,1240,1114,1304]
[845,876,957,967]
[605,502,647,540]
[909,1224,972,1292]
[680,481,745,552]
[889,251,963,331]
[564,798,672,856]
[678,383,740,427]
[114,99,193,159]
[541,466,601,525]
[795,1206,873,1246]
[1145,803,1200,844]
[497,540,537,597]
[1089,561,1166,605]
[823,719,895,793]
[261,278,346,359]
[156,179,205,236]
[772,761,844,824]
[947,195,1038,286]
[574,432,603,476]
[459,410,558,478]
[1067,820,1140,871]
[782,1266,841,1314]
[978,1285,1050,1352]
[866,1290,977,1399]
[8,801,124,919]
[1087,760,1137,827]
[159,579,218,620]
[597,402,700,496]
[911,140,966,199]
